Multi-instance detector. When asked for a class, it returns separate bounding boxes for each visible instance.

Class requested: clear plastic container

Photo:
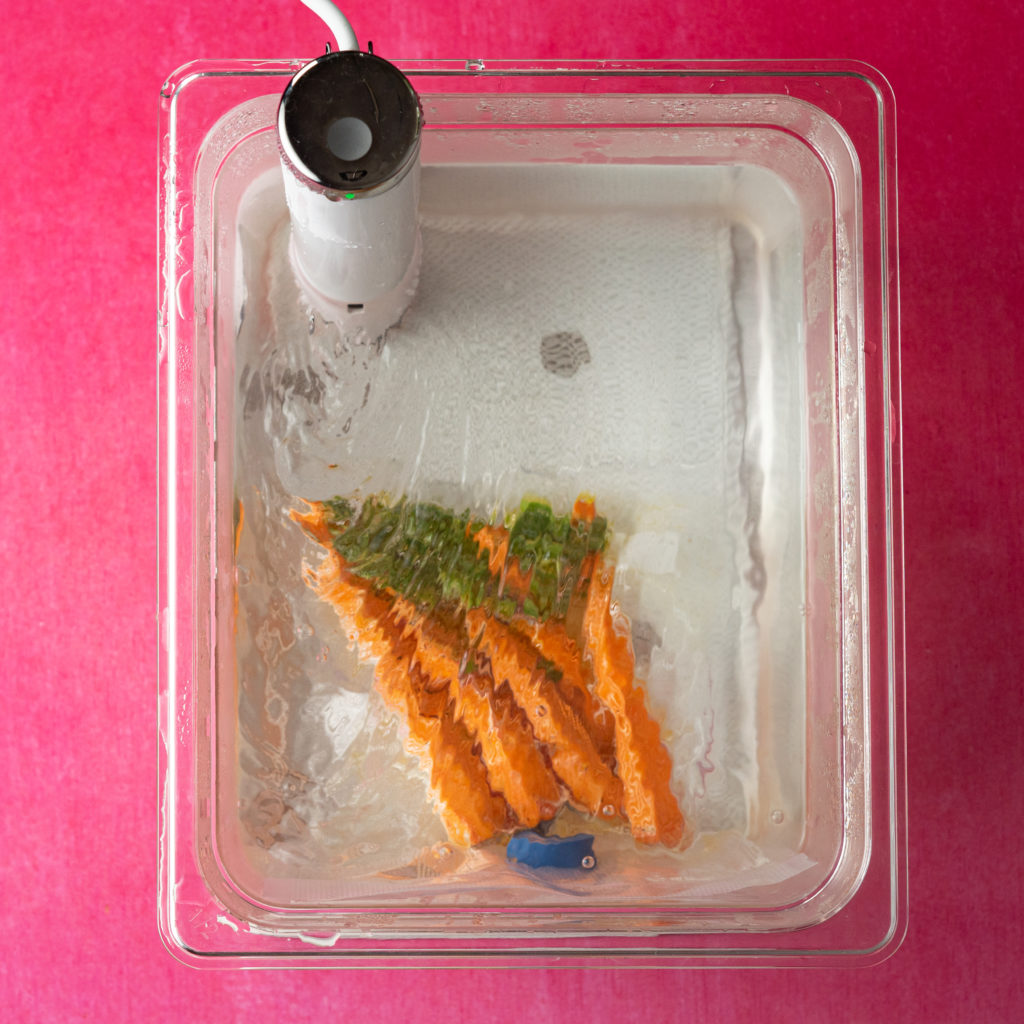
[158,60,905,966]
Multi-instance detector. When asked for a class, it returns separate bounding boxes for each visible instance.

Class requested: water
[227,160,809,905]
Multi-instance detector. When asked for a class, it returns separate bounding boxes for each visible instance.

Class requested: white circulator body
[281,149,422,331]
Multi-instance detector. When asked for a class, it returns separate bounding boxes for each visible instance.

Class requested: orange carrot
[290,501,335,546]
[390,596,563,827]
[235,498,246,555]
[512,615,617,765]
[471,524,509,577]
[389,597,463,688]
[572,495,596,523]
[374,641,510,846]
[309,552,509,845]
[583,556,686,848]
[453,667,563,828]
[472,524,535,606]
[467,608,621,821]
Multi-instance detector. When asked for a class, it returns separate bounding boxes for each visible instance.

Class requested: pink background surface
[2,0,1022,1019]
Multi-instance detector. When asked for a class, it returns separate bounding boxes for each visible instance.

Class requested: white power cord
[299,0,359,51]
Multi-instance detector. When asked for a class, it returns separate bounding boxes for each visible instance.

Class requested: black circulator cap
[278,51,422,193]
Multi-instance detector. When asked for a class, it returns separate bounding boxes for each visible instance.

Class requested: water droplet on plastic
[771,809,784,824]
[174,268,193,320]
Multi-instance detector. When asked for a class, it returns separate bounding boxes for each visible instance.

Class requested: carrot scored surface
[452,667,563,828]
[374,644,510,847]
[467,609,622,821]
[513,616,617,765]
[583,556,686,848]
[389,597,463,690]
[391,598,563,828]
[310,552,509,846]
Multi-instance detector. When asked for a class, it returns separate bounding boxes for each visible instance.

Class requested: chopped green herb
[321,495,609,621]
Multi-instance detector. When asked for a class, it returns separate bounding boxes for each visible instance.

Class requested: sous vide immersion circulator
[277,27,423,332]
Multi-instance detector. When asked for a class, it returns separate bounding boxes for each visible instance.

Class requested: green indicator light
[344,192,356,200]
